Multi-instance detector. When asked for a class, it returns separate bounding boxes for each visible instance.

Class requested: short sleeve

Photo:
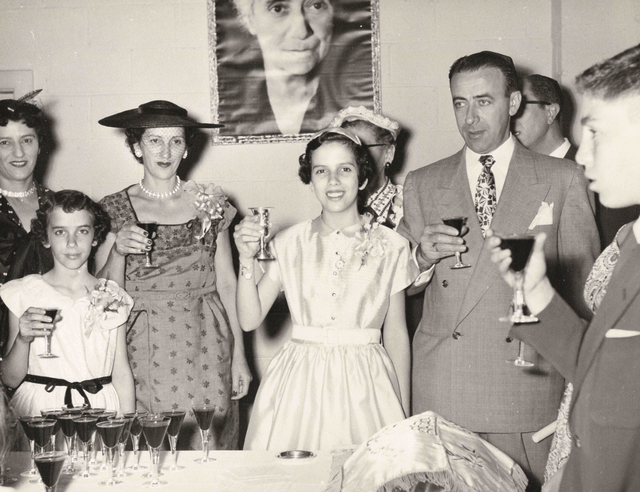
[99,190,132,234]
[0,277,30,318]
[390,238,418,296]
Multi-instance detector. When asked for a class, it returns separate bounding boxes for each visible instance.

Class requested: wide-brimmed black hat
[98,100,223,129]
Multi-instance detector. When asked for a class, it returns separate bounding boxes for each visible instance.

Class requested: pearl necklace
[139,177,181,199]
[0,184,36,199]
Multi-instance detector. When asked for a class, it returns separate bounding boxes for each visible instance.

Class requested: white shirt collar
[549,138,572,159]
[465,134,516,200]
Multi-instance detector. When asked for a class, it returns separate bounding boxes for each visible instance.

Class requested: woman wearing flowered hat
[330,106,403,230]
[95,100,251,449]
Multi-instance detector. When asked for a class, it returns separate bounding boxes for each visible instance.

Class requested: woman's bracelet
[239,262,254,280]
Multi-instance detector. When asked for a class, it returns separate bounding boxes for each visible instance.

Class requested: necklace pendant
[335,258,345,270]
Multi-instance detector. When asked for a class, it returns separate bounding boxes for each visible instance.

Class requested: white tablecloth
[3,450,332,491]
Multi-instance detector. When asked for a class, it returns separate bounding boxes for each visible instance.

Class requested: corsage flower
[184,180,228,240]
[84,279,133,337]
[354,214,388,269]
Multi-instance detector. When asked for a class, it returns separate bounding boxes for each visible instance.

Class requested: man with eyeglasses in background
[513,74,576,159]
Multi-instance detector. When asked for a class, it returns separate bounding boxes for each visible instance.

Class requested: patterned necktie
[475,155,497,237]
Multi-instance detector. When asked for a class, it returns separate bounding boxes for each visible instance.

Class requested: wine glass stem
[29,440,36,472]
[107,447,116,484]
[45,332,52,355]
[83,441,90,477]
[151,448,160,485]
[132,436,140,470]
[200,429,209,463]
[117,442,125,475]
[169,435,178,469]
[517,341,526,360]
[146,252,152,266]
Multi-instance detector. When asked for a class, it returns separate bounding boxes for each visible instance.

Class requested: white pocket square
[605,328,640,338]
[528,202,554,229]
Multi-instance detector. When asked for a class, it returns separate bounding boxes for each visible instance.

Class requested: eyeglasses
[362,143,387,149]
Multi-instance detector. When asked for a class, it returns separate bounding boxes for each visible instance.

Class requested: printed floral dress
[100,182,238,449]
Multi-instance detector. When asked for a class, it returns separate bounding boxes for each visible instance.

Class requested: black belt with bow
[23,374,112,408]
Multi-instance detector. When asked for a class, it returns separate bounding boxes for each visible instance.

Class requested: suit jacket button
[452,331,461,340]
[506,337,513,343]
[574,436,581,448]
[442,280,449,287]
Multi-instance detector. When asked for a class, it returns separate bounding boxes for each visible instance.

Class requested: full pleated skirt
[244,339,405,451]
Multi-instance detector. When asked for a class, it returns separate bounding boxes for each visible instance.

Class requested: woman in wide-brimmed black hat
[94,100,252,450]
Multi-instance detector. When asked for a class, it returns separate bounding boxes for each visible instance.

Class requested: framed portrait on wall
[208,0,381,144]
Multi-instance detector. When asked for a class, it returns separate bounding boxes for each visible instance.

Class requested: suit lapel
[455,144,550,326]
[574,243,640,386]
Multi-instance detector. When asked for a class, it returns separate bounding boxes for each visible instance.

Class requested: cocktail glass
[73,415,98,479]
[57,413,77,474]
[110,416,133,477]
[192,404,215,464]
[443,217,471,269]
[40,408,63,449]
[0,417,17,485]
[96,411,117,471]
[96,419,125,486]
[38,308,60,358]
[34,451,67,492]
[27,419,56,484]
[137,221,159,268]
[497,234,538,367]
[124,411,148,472]
[140,416,170,488]
[19,415,43,477]
[161,410,185,471]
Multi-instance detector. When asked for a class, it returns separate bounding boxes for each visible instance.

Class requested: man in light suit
[491,42,640,492]
[398,51,599,491]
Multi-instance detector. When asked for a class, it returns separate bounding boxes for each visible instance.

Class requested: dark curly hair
[32,190,111,248]
[0,99,49,147]
[299,132,373,185]
[125,127,197,164]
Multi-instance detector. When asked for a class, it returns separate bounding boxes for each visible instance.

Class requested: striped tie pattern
[475,155,497,237]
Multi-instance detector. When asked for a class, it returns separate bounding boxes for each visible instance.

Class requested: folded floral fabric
[328,411,527,492]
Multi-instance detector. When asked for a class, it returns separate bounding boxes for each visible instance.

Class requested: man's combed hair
[576,43,640,99]
[32,190,111,247]
[449,51,519,97]
[524,74,564,115]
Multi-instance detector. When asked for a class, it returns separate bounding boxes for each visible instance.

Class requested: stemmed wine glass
[140,415,170,488]
[192,404,215,464]
[442,217,471,269]
[28,419,56,484]
[73,415,98,479]
[124,411,148,472]
[40,408,63,449]
[96,411,117,471]
[249,207,275,260]
[19,415,43,477]
[96,419,125,486]
[34,451,67,492]
[497,234,538,367]
[137,221,159,269]
[162,410,185,471]
[111,416,133,477]
[38,308,60,358]
[57,413,77,474]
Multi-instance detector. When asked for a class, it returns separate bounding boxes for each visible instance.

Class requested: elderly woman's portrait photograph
[210,0,379,143]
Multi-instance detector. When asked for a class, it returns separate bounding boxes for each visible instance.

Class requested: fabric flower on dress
[84,279,133,337]
[184,180,228,240]
[355,216,388,270]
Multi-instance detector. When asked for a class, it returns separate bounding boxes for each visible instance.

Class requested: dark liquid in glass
[97,422,123,448]
[129,417,143,437]
[97,411,116,423]
[58,414,76,438]
[19,416,40,441]
[164,411,186,437]
[30,421,56,448]
[116,418,133,444]
[34,453,66,487]
[44,309,59,323]
[193,408,214,431]
[137,222,158,236]
[499,237,535,272]
[41,410,63,435]
[443,217,465,233]
[141,422,168,448]
[74,417,97,443]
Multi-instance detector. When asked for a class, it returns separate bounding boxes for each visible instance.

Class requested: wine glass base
[144,479,169,488]
[0,476,18,485]
[450,263,471,269]
[76,470,97,479]
[142,264,160,269]
[63,465,77,474]
[20,468,39,477]
[38,353,59,358]
[99,479,124,486]
[125,465,148,472]
[254,253,275,261]
[28,477,43,484]
[506,358,535,367]
[194,457,216,464]
[511,314,539,324]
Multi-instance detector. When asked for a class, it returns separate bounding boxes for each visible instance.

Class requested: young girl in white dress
[0,190,135,417]
[234,128,415,451]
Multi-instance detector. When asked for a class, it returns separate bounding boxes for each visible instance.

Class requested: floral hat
[330,106,400,140]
